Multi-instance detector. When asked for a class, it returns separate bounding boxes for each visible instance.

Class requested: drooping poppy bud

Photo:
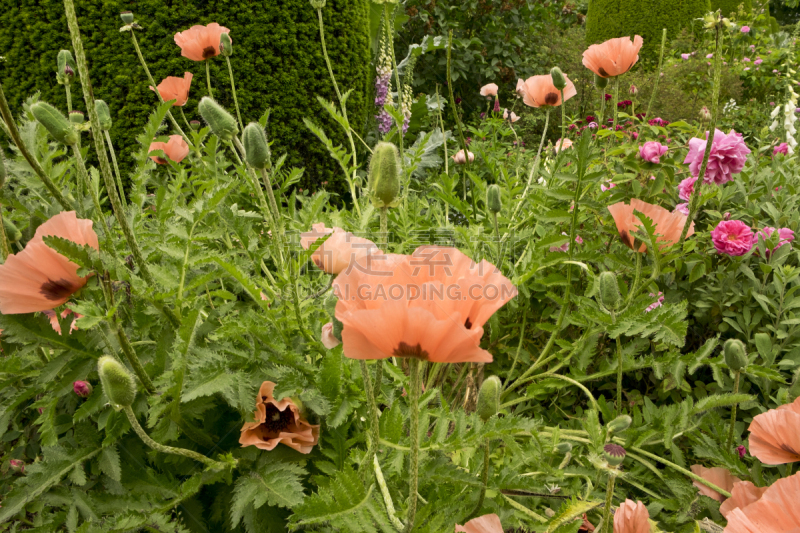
[550,67,567,91]
[95,100,112,131]
[68,110,85,125]
[476,375,501,422]
[242,122,270,169]
[607,414,632,433]
[723,339,748,372]
[3,218,21,242]
[219,33,233,57]
[198,97,238,141]
[555,442,573,454]
[73,380,93,398]
[598,271,622,312]
[594,73,608,89]
[487,184,501,214]
[603,443,626,467]
[97,356,137,408]
[120,11,134,24]
[309,0,326,7]
[30,101,79,146]
[368,141,401,208]
[56,50,76,84]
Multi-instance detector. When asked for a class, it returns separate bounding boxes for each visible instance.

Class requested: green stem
[115,322,156,394]
[258,167,284,239]
[225,56,243,129]
[374,455,405,531]
[359,360,381,481]
[600,471,617,533]
[179,107,193,133]
[0,203,10,260]
[559,88,566,152]
[631,445,732,498]
[405,358,421,533]
[506,108,550,226]
[616,336,625,415]
[380,207,389,248]
[65,84,72,113]
[726,371,740,449]
[646,29,668,122]
[500,372,598,412]
[103,130,127,206]
[492,212,501,264]
[71,145,113,242]
[611,76,620,133]
[446,31,470,204]
[623,251,643,307]
[468,438,491,520]
[205,60,214,99]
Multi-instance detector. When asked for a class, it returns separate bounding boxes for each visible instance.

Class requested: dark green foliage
[585,0,712,63]
[0,0,370,190]
[710,0,753,16]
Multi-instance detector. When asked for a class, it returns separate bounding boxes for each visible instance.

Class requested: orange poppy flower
[613,499,650,533]
[321,322,340,349]
[690,465,740,502]
[723,472,800,533]
[332,246,516,363]
[608,199,694,252]
[239,381,320,454]
[748,397,800,464]
[521,74,577,108]
[0,212,98,314]
[173,23,231,61]
[300,223,383,275]
[149,135,190,165]
[582,36,644,78]
[455,513,503,533]
[720,481,769,518]
[149,72,193,106]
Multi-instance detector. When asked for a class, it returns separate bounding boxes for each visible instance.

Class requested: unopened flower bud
[310,0,326,6]
[368,142,402,208]
[3,218,21,242]
[554,442,573,454]
[31,101,79,145]
[242,122,271,169]
[594,73,608,89]
[607,414,632,433]
[629,84,638,96]
[73,380,93,398]
[476,375,501,422]
[120,11,134,24]
[9,459,24,474]
[723,212,731,221]
[724,339,748,372]
[598,271,622,311]
[550,67,567,91]
[487,184,501,214]
[198,97,238,141]
[95,100,112,131]
[190,120,201,130]
[219,33,233,57]
[69,110,85,125]
[56,50,76,83]
[699,106,711,121]
[97,356,137,408]
[603,443,626,467]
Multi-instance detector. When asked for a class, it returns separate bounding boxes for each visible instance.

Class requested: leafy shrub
[711,0,753,16]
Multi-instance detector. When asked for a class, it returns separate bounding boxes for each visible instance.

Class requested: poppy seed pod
[555,441,573,454]
[476,375,501,422]
[68,111,85,125]
[603,443,626,467]
[190,120,201,130]
[97,356,137,408]
[594,73,609,89]
[120,11,134,24]
[3,218,21,242]
[724,339,748,371]
[198,97,238,141]
[219,33,233,57]
[309,0,326,7]
[368,142,402,208]
[607,414,632,433]
[242,123,270,169]
[56,50,76,83]
[30,101,79,146]
[95,100,112,131]
[487,184,502,214]
[550,67,567,91]
[598,271,622,312]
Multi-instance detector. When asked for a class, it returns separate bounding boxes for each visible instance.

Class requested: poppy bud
[3,218,21,242]
[724,339,748,371]
[69,110,85,125]
[242,122,270,169]
[97,356,137,408]
[190,120,201,130]
[368,142,402,208]
[629,85,638,96]
[476,375,501,422]
[487,184,501,214]
[603,443,626,467]
[310,0,326,7]
[219,33,233,57]
[598,271,622,312]
[120,11,134,24]
[550,67,567,91]
[30,101,79,146]
[9,459,24,474]
[594,73,608,89]
[73,380,93,398]
[198,97,238,141]
[554,441,573,454]
[95,100,112,131]
[606,414,632,433]
[56,50,76,84]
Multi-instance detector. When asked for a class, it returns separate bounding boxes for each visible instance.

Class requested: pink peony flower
[711,220,754,256]
[678,177,698,201]
[684,129,751,185]
[600,181,616,192]
[639,141,668,163]
[753,227,795,253]
[73,381,92,398]
[674,203,690,216]
[645,292,664,312]
[741,25,750,33]
[774,143,789,155]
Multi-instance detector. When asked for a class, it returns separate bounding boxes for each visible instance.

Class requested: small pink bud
[9,459,24,474]
[736,445,747,458]
[73,380,93,398]
[723,212,731,221]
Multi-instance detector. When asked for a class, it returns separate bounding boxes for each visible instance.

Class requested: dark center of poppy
[598,67,609,77]
[40,279,76,301]
[465,317,473,329]
[202,46,217,60]
[544,92,559,106]
[393,341,429,360]
[261,403,294,434]
[154,157,167,165]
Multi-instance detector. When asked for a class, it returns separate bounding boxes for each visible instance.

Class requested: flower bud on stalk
[190,120,201,131]
[120,11,134,24]
[476,376,501,422]
[603,443,626,467]
[3,218,21,242]
[198,97,238,141]
[69,110,85,125]
[606,414,632,433]
[309,0,326,7]
[487,184,501,214]
[723,339,748,372]
[550,67,567,91]
[368,142,401,208]
[219,33,233,57]
[594,73,609,89]
[95,100,112,131]
[555,442,573,454]
[242,123,270,169]
[30,101,79,145]
[598,272,622,312]
[56,50,76,84]
[629,85,638,96]
[97,356,137,408]
[73,380,93,398]
[9,459,24,474]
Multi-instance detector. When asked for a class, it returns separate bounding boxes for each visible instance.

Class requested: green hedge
[586,0,711,64]
[0,0,370,191]
[710,0,752,17]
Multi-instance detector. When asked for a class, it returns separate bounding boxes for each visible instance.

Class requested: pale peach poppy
[515,78,526,98]
[149,135,190,165]
[300,223,383,275]
[333,246,517,363]
[480,83,499,97]
[720,481,769,518]
[521,74,577,108]
[321,322,340,349]
[455,513,503,533]
[724,472,800,533]
[239,381,320,454]
[453,149,475,164]
[503,109,520,122]
[149,72,193,106]
[608,199,694,252]
[748,397,800,465]
[613,499,650,533]
[174,23,231,61]
[582,36,644,78]
[0,212,98,314]
[690,465,740,502]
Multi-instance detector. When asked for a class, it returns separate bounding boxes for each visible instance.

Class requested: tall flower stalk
[405,358,421,533]
[645,29,668,123]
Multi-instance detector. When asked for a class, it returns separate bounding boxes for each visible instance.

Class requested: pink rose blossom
[752,227,795,253]
[639,141,668,163]
[600,181,616,192]
[741,25,750,33]
[774,143,789,155]
[684,129,751,185]
[674,203,690,216]
[678,176,698,201]
[754,58,763,65]
[711,220,754,256]
[645,292,664,312]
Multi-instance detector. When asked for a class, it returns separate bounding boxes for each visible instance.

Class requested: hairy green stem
[65,84,72,114]
[616,336,625,415]
[501,372,598,412]
[726,371,740,449]
[0,203,9,260]
[405,358,421,533]
[559,88,566,152]
[469,438,491,520]
[611,76,620,133]
[506,108,550,227]
[380,207,389,248]
[225,56,243,129]
[103,130,127,205]
[600,471,617,533]
[115,322,156,394]
[205,60,214,99]
[645,29,668,122]
[359,360,382,481]
[374,455,404,531]
[71,145,112,244]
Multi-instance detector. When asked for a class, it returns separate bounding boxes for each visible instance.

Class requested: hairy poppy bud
[73,380,93,398]
[487,184,501,214]
[368,142,402,208]
[554,441,573,454]
[476,375,501,422]
[699,106,711,121]
[97,356,137,408]
[603,443,626,467]
[594,73,608,89]
[120,11,134,24]
[724,339,748,371]
[56,50,76,84]
[310,0,326,7]
[607,414,632,433]
[598,271,622,312]
[190,120,201,130]
[95,100,112,131]
[242,122,270,169]
[550,67,567,91]
[198,97,238,141]
[3,218,21,242]
[219,33,233,57]
[31,101,79,146]
[69,110,85,125]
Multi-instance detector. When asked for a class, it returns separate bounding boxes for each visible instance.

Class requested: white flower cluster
[722,98,738,115]
[770,83,798,154]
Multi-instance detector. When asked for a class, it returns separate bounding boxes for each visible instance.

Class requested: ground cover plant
[0,1,800,532]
